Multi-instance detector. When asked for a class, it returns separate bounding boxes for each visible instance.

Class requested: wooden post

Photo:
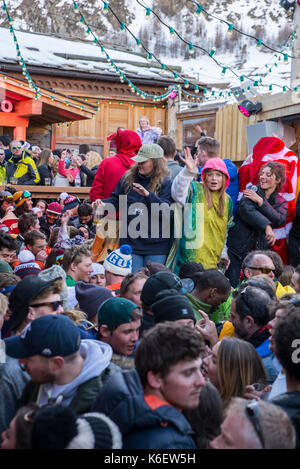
[13,126,26,141]
[291,4,300,89]
[167,87,181,146]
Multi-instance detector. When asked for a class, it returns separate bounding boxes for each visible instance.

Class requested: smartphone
[72,149,79,158]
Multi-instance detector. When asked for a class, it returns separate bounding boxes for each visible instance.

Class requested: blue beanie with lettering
[103,244,132,276]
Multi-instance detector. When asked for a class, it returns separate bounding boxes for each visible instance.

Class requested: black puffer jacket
[92,369,197,449]
[271,391,300,448]
[227,186,288,258]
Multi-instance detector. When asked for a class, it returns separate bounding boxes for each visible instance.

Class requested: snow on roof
[0,27,182,83]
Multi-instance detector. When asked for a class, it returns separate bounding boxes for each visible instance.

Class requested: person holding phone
[57,149,81,186]
[37,149,55,186]
[226,162,288,288]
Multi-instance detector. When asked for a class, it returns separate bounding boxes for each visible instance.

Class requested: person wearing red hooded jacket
[89,129,142,201]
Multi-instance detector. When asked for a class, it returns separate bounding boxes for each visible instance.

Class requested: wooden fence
[0,185,91,200]
[215,101,258,163]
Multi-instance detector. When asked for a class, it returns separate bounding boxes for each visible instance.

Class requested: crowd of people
[0,121,299,450]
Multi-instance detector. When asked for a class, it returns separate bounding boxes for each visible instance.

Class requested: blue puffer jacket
[256,338,279,384]
[92,369,197,449]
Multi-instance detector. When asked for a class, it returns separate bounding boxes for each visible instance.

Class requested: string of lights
[186,0,296,58]
[1,0,41,99]
[133,0,294,92]
[73,0,182,101]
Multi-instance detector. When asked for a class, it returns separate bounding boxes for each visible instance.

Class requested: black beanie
[152,289,196,324]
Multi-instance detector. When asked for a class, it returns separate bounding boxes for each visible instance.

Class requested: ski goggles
[14,191,31,208]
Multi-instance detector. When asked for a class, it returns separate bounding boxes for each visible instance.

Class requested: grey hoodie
[37,340,112,407]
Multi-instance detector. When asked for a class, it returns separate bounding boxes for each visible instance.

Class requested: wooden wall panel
[55,101,168,156]
[216,102,258,162]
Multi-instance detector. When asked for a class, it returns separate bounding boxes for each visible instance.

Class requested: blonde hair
[202,170,227,217]
[63,310,97,329]
[123,159,169,194]
[86,151,103,169]
[217,337,267,408]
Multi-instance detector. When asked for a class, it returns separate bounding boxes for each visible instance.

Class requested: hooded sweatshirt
[36,340,112,407]
[89,130,142,201]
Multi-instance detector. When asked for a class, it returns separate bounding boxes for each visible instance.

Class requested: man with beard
[6,141,40,185]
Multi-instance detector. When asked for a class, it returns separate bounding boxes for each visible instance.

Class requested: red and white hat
[47,202,62,216]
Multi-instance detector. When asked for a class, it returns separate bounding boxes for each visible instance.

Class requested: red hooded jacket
[89,130,142,201]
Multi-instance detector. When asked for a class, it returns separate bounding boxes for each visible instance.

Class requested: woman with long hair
[75,150,103,186]
[38,148,55,186]
[169,149,233,272]
[202,337,268,409]
[98,143,173,272]
[227,161,288,287]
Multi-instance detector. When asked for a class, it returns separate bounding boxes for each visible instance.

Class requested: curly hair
[259,161,286,192]
[135,322,205,386]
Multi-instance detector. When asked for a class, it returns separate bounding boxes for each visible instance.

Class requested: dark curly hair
[135,322,205,386]
[259,161,286,191]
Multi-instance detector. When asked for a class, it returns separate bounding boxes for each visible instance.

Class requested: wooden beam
[0,113,29,127]
[14,126,26,141]
[0,185,90,199]
[14,99,43,117]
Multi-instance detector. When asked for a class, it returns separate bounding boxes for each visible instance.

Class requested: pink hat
[201,158,230,190]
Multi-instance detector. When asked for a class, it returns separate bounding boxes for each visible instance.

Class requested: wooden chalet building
[0,27,198,156]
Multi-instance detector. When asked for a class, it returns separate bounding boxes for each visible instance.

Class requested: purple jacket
[136,126,162,144]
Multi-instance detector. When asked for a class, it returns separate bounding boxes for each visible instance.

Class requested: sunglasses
[246,266,275,275]
[29,300,63,311]
[11,146,22,150]
[245,400,265,449]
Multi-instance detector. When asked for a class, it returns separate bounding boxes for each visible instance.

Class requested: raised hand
[179,147,198,173]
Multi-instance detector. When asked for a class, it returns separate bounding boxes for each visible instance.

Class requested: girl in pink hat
[169,148,233,272]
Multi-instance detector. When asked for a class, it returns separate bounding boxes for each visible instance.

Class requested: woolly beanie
[0,260,13,274]
[89,262,105,278]
[14,262,41,279]
[152,289,196,324]
[47,202,62,215]
[31,406,122,449]
[103,244,132,276]
[64,195,80,212]
[75,282,113,320]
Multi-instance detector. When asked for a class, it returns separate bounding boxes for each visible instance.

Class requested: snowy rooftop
[0,27,188,84]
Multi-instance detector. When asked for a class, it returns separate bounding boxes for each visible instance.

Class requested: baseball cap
[4,315,81,359]
[140,271,194,307]
[131,143,164,163]
[9,275,62,330]
[97,297,140,327]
